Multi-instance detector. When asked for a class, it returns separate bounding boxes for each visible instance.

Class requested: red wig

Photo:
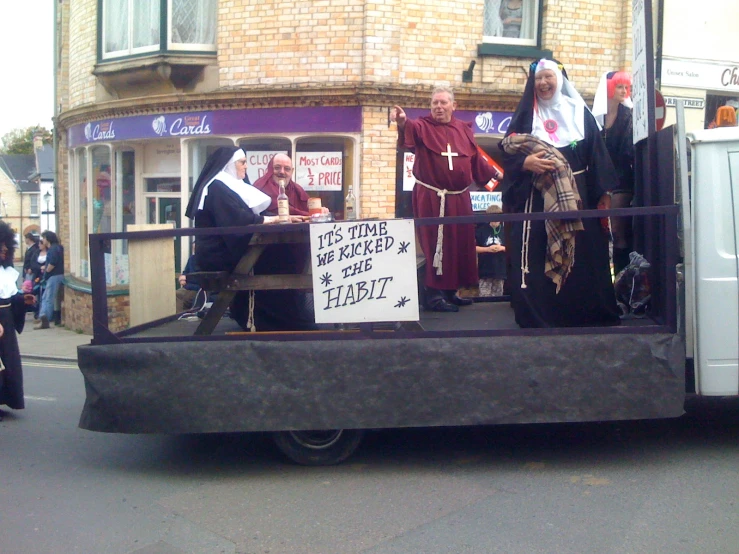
[607,71,632,99]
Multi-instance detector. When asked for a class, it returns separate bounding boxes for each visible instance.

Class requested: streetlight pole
[43,191,51,231]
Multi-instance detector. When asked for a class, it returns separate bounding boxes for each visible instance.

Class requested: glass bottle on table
[277,179,290,223]
[344,185,357,220]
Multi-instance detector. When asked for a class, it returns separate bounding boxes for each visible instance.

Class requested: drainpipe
[52,0,59,235]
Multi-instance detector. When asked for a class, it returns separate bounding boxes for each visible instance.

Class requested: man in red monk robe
[392,87,501,312]
[253,153,310,216]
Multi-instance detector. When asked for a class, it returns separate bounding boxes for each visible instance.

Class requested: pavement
[17,312,92,363]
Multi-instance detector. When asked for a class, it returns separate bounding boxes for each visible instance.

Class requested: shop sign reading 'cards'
[309,219,420,324]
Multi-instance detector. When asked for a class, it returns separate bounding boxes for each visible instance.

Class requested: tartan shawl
[501,133,584,292]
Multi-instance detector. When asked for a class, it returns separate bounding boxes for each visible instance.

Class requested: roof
[0,154,35,182]
[688,126,739,145]
[0,154,38,192]
[34,145,54,180]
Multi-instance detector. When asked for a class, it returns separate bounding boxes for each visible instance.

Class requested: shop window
[91,147,112,235]
[188,139,237,194]
[112,150,136,285]
[238,138,292,186]
[77,149,89,279]
[295,137,355,219]
[100,0,216,60]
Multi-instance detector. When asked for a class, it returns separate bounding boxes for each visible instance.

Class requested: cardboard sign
[245,151,287,185]
[309,219,420,324]
[296,152,343,192]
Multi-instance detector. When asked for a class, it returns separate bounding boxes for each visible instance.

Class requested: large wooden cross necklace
[441,143,458,170]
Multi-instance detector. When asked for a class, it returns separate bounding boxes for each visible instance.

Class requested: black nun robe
[185,147,316,332]
[0,221,31,413]
[499,60,621,328]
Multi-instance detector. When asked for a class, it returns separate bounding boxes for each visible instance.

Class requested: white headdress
[197,149,271,215]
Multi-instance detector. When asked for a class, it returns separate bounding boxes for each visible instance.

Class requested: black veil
[185,146,240,219]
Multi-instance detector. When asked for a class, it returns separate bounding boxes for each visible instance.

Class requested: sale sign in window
[295,152,343,192]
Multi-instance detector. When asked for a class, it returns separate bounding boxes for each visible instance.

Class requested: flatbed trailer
[77,122,739,465]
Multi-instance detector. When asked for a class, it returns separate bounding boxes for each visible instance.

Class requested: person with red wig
[593,70,635,275]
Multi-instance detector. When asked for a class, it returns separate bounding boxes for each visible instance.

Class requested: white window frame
[482,0,541,47]
[101,0,161,60]
[166,0,218,53]
[101,0,217,61]
[30,193,40,217]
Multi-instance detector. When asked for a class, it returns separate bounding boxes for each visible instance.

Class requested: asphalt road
[2,362,739,554]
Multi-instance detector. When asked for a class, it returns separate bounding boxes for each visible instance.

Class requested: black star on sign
[398,241,410,254]
[394,296,410,308]
[320,272,333,287]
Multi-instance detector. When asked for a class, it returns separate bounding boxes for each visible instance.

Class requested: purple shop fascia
[68,107,513,147]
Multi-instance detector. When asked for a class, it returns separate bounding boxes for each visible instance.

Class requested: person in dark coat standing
[22,232,41,282]
[0,221,36,419]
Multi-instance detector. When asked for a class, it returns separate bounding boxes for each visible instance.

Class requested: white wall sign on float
[309,219,420,324]
[295,152,343,192]
[244,151,287,185]
[470,191,502,212]
[403,152,416,191]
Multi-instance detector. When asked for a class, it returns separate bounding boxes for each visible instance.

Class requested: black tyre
[272,429,364,466]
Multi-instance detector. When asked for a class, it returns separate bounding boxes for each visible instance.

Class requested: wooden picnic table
[188,227,312,335]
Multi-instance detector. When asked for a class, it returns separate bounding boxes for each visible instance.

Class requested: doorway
[145,177,182,273]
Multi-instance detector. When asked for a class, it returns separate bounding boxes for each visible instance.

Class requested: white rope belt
[416,178,470,276]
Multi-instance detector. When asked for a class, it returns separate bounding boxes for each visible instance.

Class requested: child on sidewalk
[476,204,506,297]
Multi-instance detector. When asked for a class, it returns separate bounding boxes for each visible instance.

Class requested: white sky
[0,2,54,140]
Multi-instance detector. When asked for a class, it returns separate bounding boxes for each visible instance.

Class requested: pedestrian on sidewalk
[35,231,64,330]
[0,221,36,419]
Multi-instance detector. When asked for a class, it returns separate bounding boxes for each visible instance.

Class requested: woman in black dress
[498,59,620,328]
[0,221,36,419]
[593,70,635,274]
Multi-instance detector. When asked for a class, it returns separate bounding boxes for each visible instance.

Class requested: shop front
[660,57,739,131]
[64,106,362,331]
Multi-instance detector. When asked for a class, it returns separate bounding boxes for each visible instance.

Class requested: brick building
[55,0,632,333]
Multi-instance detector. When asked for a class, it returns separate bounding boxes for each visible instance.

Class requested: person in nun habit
[0,221,37,420]
[498,59,620,328]
[592,70,635,275]
[185,146,316,332]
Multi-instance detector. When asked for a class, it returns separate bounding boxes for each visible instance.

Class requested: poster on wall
[403,152,415,191]
[309,219,420,324]
[470,191,502,212]
[244,151,287,185]
[295,152,343,192]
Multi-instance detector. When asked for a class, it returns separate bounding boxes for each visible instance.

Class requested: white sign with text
[632,0,649,143]
[403,152,416,191]
[310,219,420,324]
[470,191,502,212]
[245,151,287,185]
[296,152,343,192]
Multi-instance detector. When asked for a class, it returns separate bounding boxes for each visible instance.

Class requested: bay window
[100,0,216,61]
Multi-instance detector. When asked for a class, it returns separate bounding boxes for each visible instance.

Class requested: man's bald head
[272,153,294,185]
